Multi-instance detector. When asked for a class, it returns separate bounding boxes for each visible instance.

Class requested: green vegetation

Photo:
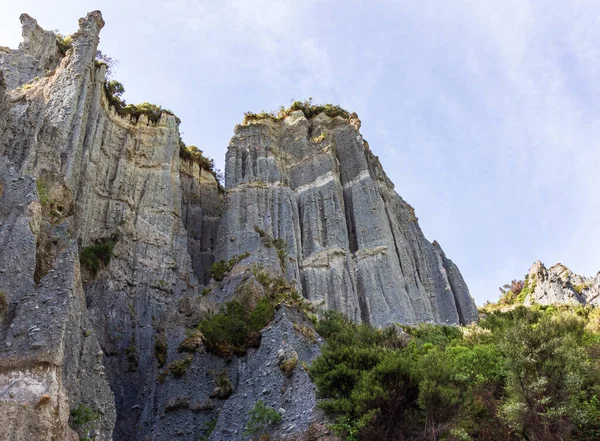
[55,32,72,56]
[575,283,590,294]
[309,306,600,441]
[98,50,223,185]
[168,355,193,377]
[178,330,203,353]
[311,132,328,143]
[210,252,251,281]
[198,293,274,357]
[245,400,282,438]
[244,98,350,124]
[211,370,233,399]
[70,404,100,441]
[0,291,6,315]
[80,236,118,275]
[102,77,179,124]
[200,418,217,441]
[125,341,138,371]
[198,263,313,358]
[179,143,213,169]
[36,179,49,207]
[279,351,298,377]
[95,50,116,78]
[253,226,287,271]
[154,334,167,366]
[494,276,536,307]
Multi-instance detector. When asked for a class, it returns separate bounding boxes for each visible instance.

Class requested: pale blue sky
[2,1,599,305]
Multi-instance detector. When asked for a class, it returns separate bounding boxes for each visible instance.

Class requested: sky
[1,0,599,305]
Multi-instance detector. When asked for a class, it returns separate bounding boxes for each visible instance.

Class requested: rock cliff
[218,111,477,326]
[523,261,600,306]
[0,11,476,441]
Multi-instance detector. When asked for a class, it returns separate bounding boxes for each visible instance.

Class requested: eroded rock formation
[523,261,600,306]
[218,111,477,326]
[0,10,476,441]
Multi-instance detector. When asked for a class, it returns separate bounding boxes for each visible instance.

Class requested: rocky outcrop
[0,14,62,91]
[218,112,477,326]
[523,261,600,306]
[0,10,476,441]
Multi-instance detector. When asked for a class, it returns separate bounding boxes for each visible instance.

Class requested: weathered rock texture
[0,10,474,441]
[524,261,600,306]
[218,112,477,326]
[0,159,115,441]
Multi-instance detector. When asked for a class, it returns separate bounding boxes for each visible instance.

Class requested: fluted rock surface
[523,261,600,306]
[0,10,476,441]
[0,159,115,441]
[218,112,477,326]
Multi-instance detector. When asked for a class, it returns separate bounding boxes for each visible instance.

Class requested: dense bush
[310,306,600,441]
[80,236,118,275]
[198,295,274,357]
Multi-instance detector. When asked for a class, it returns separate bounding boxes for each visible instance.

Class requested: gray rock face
[209,307,322,441]
[523,261,600,306]
[218,112,477,326]
[0,14,62,91]
[0,10,477,441]
[0,159,115,441]
[180,159,222,284]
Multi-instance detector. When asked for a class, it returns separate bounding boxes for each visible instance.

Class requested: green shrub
[154,334,167,366]
[200,418,217,441]
[279,351,298,377]
[310,306,600,441]
[168,355,193,377]
[198,295,274,357]
[244,400,282,437]
[55,33,72,56]
[70,404,99,441]
[80,236,117,275]
[178,330,203,353]
[209,252,250,281]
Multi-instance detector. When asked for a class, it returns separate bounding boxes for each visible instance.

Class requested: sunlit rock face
[524,261,600,306]
[0,9,476,441]
[219,111,477,327]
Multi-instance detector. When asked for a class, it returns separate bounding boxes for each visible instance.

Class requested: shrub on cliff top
[179,144,215,170]
[243,98,350,124]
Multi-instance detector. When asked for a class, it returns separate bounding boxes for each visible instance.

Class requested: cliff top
[242,98,355,125]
